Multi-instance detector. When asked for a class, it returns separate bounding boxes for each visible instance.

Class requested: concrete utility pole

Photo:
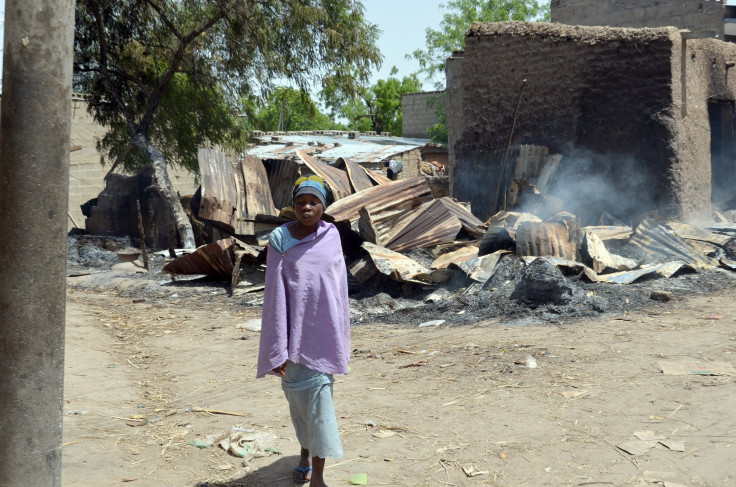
[0,1,75,486]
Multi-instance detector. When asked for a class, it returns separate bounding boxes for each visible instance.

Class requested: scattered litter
[372,430,396,438]
[217,428,276,462]
[188,439,211,449]
[462,465,489,477]
[418,319,445,327]
[525,355,538,368]
[236,319,262,332]
[348,472,368,485]
[616,440,657,455]
[659,439,685,452]
[659,361,735,376]
[634,430,666,441]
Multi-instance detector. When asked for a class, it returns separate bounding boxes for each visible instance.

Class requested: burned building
[447,21,736,223]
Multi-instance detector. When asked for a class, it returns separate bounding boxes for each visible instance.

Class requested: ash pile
[130,147,736,324]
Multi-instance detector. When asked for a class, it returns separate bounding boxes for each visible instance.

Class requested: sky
[0,0,447,89]
[362,0,446,87]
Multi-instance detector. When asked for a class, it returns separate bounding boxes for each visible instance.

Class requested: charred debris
[149,146,736,323]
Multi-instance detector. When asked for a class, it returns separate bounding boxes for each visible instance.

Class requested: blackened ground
[67,236,736,328]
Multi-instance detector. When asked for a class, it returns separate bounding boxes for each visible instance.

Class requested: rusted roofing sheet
[233,156,279,234]
[335,157,374,192]
[295,150,352,201]
[436,198,485,237]
[431,245,479,269]
[362,242,432,284]
[383,198,463,252]
[365,169,392,185]
[326,176,433,226]
[666,221,731,247]
[162,238,238,277]
[198,148,237,230]
[263,159,300,211]
[197,149,279,235]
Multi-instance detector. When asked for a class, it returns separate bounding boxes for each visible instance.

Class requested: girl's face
[294,193,324,228]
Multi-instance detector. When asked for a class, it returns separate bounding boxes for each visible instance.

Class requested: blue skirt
[281,360,344,459]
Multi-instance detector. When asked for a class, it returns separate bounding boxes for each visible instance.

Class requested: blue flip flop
[293,466,312,484]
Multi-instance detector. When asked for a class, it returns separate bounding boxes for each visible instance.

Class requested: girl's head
[292,175,330,227]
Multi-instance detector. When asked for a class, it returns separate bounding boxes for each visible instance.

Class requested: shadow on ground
[196,455,301,487]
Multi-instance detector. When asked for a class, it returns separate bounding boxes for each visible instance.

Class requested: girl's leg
[310,456,327,487]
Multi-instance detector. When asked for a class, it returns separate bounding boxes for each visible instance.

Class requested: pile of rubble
[152,148,736,324]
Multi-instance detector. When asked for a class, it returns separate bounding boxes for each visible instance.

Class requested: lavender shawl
[256,221,350,378]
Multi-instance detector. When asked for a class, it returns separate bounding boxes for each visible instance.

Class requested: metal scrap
[295,150,352,200]
[361,242,432,284]
[334,157,374,193]
[326,177,434,245]
[595,261,697,284]
[630,219,717,269]
[162,238,261,278]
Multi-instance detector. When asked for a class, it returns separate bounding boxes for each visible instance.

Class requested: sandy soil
[60,273,736,487]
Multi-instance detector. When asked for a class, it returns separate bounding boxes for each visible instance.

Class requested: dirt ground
[62,271,736,487]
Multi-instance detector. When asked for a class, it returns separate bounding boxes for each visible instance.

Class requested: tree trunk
[131,133,196,249]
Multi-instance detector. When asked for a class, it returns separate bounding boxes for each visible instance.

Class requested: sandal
[293,465,312,484]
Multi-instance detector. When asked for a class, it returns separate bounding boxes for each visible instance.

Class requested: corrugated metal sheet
[335,157,374,193]
[630,219,717,269]
[233,156,279,234]
[431,245,479,269]
[163,238,237,277]
[197,149,279,235]
[383,198,463,252]
[596,261,696,284]
[361,242,432,284]
[326,176,433,224]
[295,150,352,201]
[244,134,427,163]
[263,159,300,211]
[198,148,237,230]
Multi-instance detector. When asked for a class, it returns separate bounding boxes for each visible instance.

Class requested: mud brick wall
[671,36,736,216]
[391,148,424,179]
[450,22,715,222]
[401,91,445,138]
[446,53,464,196]
[551,0,725,36]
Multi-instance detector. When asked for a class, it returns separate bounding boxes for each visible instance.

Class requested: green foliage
[74,0,381,173]
[245,87,345,132]
[325,67,422,135]
[411,0,550,85]
[426,93,448,146]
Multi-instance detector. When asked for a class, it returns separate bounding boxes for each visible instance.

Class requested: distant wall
[551,0,725,36]
[401,91,445,138]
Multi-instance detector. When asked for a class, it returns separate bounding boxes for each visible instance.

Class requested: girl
[257,176,350,486]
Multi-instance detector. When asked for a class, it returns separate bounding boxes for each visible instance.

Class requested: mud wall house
[446,21,736,223]
[0,94,198,234]
[68,96,198,246]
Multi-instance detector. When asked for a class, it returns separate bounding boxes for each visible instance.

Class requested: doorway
[709,99,736,210]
